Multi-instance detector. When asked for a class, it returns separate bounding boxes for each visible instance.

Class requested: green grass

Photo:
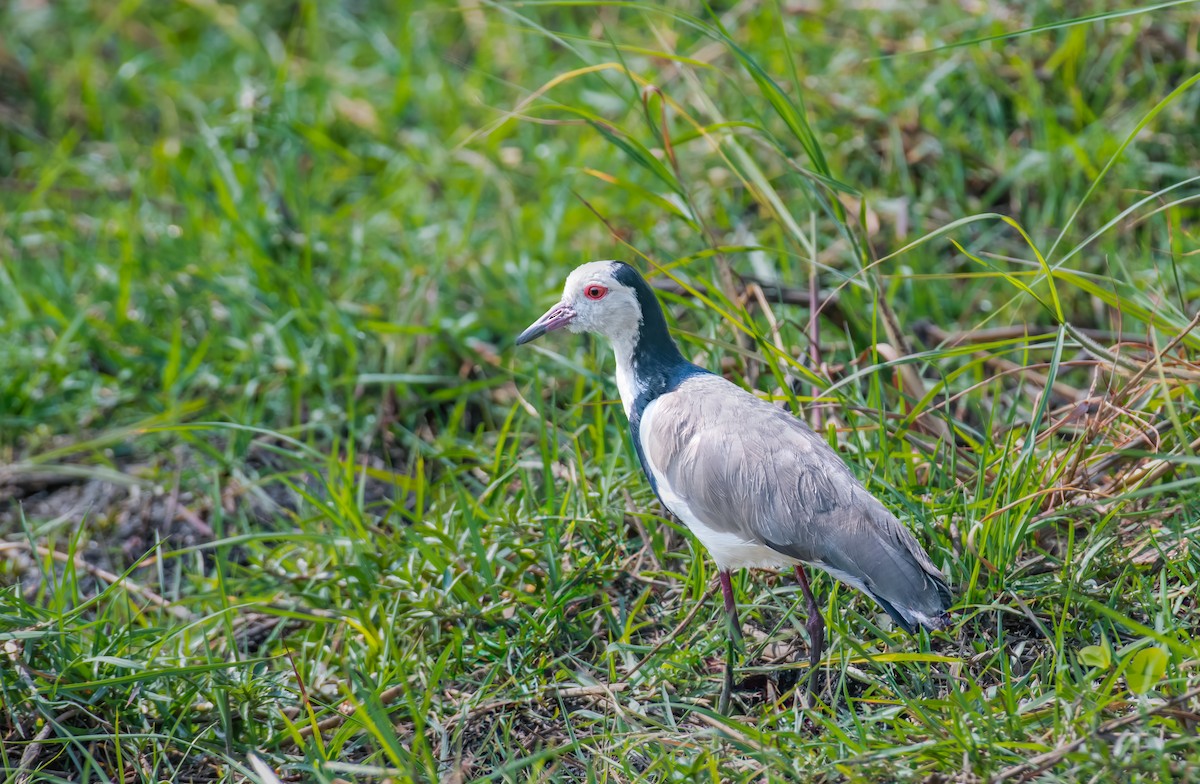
[2,1,1199,781]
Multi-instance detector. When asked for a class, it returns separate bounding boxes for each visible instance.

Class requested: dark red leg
[718,569,741,713]
[718,568,743,647]
[794,565,825,701]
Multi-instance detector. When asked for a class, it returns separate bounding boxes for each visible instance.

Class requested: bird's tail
[819,502,954,635]
[869,570,952,634]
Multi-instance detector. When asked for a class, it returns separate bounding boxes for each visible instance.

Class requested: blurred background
[2,1,1198,781]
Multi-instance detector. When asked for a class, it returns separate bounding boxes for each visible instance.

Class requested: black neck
[612,264,707,425]
[613,263,686,372]
[611,263,708,497]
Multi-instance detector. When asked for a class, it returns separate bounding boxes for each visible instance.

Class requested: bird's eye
[584,285,608,300]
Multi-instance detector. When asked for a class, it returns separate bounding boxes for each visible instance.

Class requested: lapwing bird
[517,260,952,709]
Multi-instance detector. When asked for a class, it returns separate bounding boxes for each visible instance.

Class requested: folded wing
[643,374,951,631]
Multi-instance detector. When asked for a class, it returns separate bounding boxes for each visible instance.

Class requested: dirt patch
[0,442,412,599]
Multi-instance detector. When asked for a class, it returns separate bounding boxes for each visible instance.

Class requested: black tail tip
[920,610,954,632]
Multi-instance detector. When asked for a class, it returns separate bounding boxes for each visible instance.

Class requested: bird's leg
[794,565,825,703]
[718,569,741,713]
[719,569,744,649]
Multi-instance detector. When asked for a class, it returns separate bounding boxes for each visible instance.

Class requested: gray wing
[644,374,951,631]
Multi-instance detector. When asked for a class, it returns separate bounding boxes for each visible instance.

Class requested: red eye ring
[584,284,608,300]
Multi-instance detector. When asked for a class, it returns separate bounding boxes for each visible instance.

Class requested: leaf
[1079,645,1111,670]
[1126,647,1169,695]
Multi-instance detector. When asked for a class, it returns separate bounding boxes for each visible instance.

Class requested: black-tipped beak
[516,302,576,345]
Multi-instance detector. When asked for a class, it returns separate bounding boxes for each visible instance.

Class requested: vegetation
[2,1,1198,781]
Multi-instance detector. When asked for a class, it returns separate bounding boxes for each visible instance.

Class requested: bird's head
[516,260,644,346]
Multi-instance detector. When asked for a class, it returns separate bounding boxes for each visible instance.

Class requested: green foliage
[1079,643,1112,670]
[1,1,1199,782]
[1126,647,1170,695]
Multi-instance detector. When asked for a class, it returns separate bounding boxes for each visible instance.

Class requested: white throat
[610,328,641,416]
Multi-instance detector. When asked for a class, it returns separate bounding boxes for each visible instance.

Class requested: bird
[516,260,952,710]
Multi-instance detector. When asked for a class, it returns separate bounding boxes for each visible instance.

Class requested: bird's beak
[516,302,576,345]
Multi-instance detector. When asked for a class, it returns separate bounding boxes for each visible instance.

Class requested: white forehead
[563,260,622,293]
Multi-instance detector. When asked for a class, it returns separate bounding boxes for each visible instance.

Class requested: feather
[642,374,950,631]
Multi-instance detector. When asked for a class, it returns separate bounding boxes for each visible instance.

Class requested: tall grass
[1,1,1198,781]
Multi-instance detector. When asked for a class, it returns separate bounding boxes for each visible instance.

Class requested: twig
[975,354,1084,403]
[1087,419,1174,476]
[992,684,1200,782]
[901,432,980,482]
[1116,309,1200,400]
[0,542,189,620]
[163,447,185,541]
[689,710,766,752]
[175,504,215,538]
[160,449,214,539]
[920,360,1100,423]
[293,681,633,744]
[651,277,843,324]
[869,342,951,441]
[1107,434,1200,493]
[621,488,663,574]
[292,683,406,740]
[808,255,823,430]
[914,322,1132,347]
[916,320,1199,381]
[443,682,631,730]
[15,708,78,784]
[15,716,57,784]
[747,283,787,361]
[747,281,794,406]
[978,484,1113,526]
[627,584,718,680]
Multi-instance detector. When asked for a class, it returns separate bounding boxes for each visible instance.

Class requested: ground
[1,1,1199,782]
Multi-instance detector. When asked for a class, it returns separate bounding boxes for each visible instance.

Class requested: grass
[1,0,1199,781]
